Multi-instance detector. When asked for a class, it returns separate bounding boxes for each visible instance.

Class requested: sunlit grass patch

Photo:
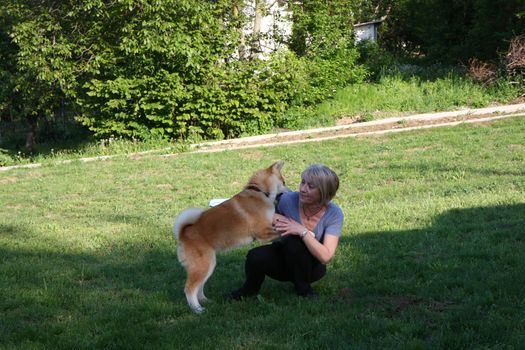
[1,117,524,349]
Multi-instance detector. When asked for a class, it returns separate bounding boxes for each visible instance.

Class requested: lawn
[1,117,524,349]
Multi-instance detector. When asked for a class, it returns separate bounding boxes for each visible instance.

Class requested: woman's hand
[272,214,304,237]
[272,213,339,265]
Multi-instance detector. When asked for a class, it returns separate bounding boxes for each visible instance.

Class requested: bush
[357,41,396,82]
[0,148,13,166]
[79,51,292,141]
[79,46,367,141]
[72,0,368,141]
[505,36,525,88]
[1,0,368,143]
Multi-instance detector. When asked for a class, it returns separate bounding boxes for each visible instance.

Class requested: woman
[227,164,344,299]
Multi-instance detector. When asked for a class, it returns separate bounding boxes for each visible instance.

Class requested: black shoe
[224,288,256,301]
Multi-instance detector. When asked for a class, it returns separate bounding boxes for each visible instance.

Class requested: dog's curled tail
[173,208,206,241]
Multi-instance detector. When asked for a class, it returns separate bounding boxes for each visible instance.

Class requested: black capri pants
[240,235,326,295]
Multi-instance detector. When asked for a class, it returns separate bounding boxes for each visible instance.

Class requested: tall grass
[1,117,524,349]
[282,71,521,129]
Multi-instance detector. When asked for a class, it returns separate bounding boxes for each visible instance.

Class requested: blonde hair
[301,164,340,207]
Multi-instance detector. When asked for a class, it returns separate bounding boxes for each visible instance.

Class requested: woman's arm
[301,232,339,264]
[273,214,340,264]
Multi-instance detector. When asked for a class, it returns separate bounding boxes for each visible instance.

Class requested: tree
[384,0,525,63]
[1,0,104,149]
[1,0,367,143]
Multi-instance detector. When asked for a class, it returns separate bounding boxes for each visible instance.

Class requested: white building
[353,18,385,44]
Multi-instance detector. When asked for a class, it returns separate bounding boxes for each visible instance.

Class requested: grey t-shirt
[277,192,344,241]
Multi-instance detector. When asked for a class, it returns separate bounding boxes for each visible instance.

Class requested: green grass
[0,133,186,168]
[283,73,522,129]
[1,117,525,349]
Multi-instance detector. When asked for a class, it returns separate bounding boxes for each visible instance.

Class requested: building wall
[354,24,378,43]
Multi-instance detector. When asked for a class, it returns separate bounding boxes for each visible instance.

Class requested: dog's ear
[271,160,284,172]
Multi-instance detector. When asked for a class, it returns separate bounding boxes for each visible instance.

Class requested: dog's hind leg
[197,253,216,304]
[184,248,216,314]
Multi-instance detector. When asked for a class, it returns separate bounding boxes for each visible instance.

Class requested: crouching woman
[227,164,344,299]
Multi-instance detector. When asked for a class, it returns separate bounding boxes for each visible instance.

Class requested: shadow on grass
[0,119,93,162]
[1,203,524,348]
[325,203,525,348]
[334,202,525,292]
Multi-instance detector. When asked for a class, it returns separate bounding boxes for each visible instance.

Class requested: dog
[173,161,288,313]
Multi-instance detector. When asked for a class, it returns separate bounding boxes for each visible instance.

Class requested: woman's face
[299,178,321,206]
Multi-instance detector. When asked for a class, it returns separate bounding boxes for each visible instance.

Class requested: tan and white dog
[173,161,288,313]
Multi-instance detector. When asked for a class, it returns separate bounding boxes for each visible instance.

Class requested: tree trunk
[25,117,37,151]
[251,0,263,59]
[233,4,247,60]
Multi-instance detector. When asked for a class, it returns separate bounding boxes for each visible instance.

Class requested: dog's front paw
[257,227,281,242]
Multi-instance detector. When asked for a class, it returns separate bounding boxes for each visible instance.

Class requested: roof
[353,18,385,29]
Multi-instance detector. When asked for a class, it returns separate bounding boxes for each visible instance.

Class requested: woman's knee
[246,245,274,266]
[281,236,308,256]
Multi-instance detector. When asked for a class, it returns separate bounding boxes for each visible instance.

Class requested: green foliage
[75,0,367,140]
[2,0,523,145]
[0,148,13,167]
[79,50,303,140]
[5,2,83,121]
[78,71,188,139]
[281,0,368,120]
[279,67,521,130]
[75,0,241,140]
[357,41,396,81]
[0,0,367,142]
[1,64,521,166]
[385,0,525,63]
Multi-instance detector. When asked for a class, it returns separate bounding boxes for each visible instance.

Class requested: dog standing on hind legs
[173,161,288,313]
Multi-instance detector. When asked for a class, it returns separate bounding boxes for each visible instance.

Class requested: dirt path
[189,104,525,153]
[2,103,525,172]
